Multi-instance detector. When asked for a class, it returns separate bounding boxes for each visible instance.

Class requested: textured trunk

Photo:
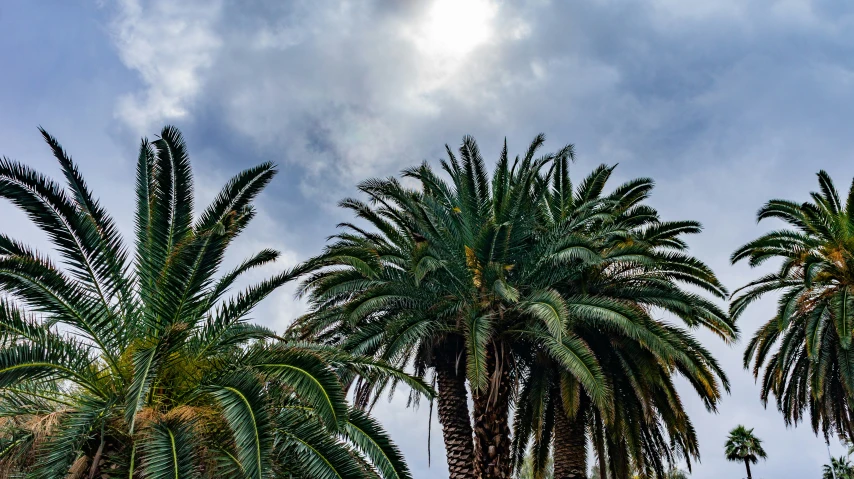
[744,459,752,479]
[472,344,512,479]
[435,354,475,479]
[553,399,588,479]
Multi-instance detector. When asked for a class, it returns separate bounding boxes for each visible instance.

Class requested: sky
[2,0,854,477]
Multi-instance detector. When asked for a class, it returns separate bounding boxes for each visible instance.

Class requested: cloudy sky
[3,0,854,477]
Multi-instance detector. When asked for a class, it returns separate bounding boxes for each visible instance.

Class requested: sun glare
[415,0,497,57]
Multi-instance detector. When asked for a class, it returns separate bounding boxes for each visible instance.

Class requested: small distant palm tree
[725,426,767,479]
[664,467,690,479]
[824,456,854,479]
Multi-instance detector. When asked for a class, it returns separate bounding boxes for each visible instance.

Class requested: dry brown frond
[24,409,68,445]
[165,405,222,435]
[133,407,162,431]
[165,405,201,423]
[66,455,88,479]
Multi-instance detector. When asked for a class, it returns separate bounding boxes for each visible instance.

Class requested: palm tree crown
[733,171,854,439]
[297,135,603,478]
[512,159,734,479]
[296,134,734,479]
[0,126,427,478]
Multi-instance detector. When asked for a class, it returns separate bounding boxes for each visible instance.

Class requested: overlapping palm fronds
[295,135,733,479]
[0,126,428,478]
[513,154,733,479]
[734,171,854,441]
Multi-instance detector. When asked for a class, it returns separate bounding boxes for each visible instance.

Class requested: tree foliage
[724,426,767,465]
[513,157,733,479]
[0,127,426,478]
[724,425,766,479]
[824,455,854,479]
[295,134,733,478]
[733,172,854,440]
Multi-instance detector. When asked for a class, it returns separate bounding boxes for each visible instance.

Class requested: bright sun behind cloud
[413,0,497,58]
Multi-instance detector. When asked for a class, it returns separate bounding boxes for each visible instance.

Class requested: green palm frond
[206,248,280,306]
[519,289,570,339]
[0,155,121,317]
[195,162,276,231]
[211,267,308,327]
[538,332,608,412]
[275,408,366,479]
[248,346,348,429]
[31,395,110,479]
[343,407,411,479]
[125,342,168,433]
[140,416,200,479]
[0,335,100,396]
[208,373,271,479]
[464,311,490,393]
[734,171,854,439]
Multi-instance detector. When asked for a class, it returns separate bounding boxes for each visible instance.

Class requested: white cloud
[108,0,536,203]
[111,0,223,133]
[405,0,497,59]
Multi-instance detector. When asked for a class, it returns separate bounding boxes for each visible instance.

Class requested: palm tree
[296,135,732,479]
[724,425,766,479]
[824,455,854,479]
[732,172,854,440]
[512,160,733,479]
[396,137,613,479]
[0,126,428,478]
[664,468,689,479]
[297,136,614,478]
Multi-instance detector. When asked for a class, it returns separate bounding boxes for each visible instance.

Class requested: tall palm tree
[296,136,612,479]
[732,171,854,439]
[724,425,766,479]
[296,135,732,479]
[399,137,613,479]
[512,160,733,479]
[0,126,428,478]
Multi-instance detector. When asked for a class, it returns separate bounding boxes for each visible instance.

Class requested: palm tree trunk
[744,459,752,479]
[472,344,512,479]
[553,399,588,479]
[435,352,475,479]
